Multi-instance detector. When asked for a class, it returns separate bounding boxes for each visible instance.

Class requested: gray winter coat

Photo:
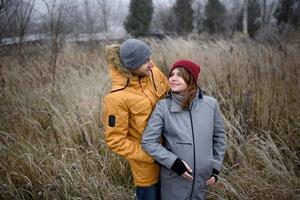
[142,90,226,200]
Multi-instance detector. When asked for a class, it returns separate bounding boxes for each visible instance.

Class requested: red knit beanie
[171,59,201,81]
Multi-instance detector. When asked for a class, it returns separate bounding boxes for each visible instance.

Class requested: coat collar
[169,92,184,112]
[168,88,203,112]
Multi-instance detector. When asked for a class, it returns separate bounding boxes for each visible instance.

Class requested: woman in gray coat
[142,59,226,200]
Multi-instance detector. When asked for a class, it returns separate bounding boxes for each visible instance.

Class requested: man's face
[131,57,153,77]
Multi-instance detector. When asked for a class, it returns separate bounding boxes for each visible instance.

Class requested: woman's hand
[171,158,193,181]
[206,176,217,185]
[181,160,193,181]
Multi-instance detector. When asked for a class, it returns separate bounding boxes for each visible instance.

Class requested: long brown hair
[170,67,198,109]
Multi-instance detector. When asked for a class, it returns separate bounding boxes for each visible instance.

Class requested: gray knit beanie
[120,39,151,70]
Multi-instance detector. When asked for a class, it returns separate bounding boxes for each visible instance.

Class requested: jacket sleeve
[142,102,178,169]
[212,101,226,172]
[103,94,154,163]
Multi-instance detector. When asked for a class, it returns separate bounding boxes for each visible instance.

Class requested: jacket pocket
[173,142,193,166]
[129,98,152,129]
[201,159,214,181]
[176,142,192,145]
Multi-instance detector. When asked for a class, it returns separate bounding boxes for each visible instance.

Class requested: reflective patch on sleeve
[108,115,116,127]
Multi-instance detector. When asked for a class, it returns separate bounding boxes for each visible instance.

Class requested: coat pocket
[174,141,192,162]
[176,142,192,145]
[199,159,214,181]
[129,98,152,129]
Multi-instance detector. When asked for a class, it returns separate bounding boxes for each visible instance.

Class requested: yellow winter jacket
[102,44,169,186]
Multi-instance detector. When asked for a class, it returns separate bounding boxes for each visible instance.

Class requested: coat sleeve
[212,101,226,172]
[102,94,154,163]
[142,102,178,169]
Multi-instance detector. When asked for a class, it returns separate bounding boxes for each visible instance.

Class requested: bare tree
[263,0,267,25]
[224,3,242,38]
[83,0,98,33]
[242,0,277,36]
[243,0,250,35]
[111,0,127,25]
[194,0,204,33]
[0,0,12,39]
[42,0,77,94]
[261,0,277,27]
[151,2,176,34]
[74,0,113,34]
[15,0,35,63]
[1,0,35,63]
[0,0,10,87]
[96,0,112,32]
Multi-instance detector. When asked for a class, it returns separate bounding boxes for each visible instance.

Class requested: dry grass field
[0,35,299,199]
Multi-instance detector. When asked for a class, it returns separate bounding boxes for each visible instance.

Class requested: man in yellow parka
[102,39,169,200]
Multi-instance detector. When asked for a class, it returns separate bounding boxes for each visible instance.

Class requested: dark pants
[136,182,160,200]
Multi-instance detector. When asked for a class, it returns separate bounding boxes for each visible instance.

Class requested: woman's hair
[170,67,198,109]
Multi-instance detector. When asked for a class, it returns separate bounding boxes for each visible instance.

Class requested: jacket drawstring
[110,79,130,93]
[151,70,157,91]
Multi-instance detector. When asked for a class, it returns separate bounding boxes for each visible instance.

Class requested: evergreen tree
[236,0,261,38]
[274,0,300,30]
[124,0,153,37]
[203,0,226,34]
[173,0,194,36]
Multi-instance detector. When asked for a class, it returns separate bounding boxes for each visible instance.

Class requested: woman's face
[169,68,188,95]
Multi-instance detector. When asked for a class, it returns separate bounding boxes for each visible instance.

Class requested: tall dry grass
[0,36,299,199]
[0,44,133,199]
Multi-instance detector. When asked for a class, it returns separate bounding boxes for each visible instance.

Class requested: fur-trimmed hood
[105,44,133,91]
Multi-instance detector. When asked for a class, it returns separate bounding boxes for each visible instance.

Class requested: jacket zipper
[189,110,196,200]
